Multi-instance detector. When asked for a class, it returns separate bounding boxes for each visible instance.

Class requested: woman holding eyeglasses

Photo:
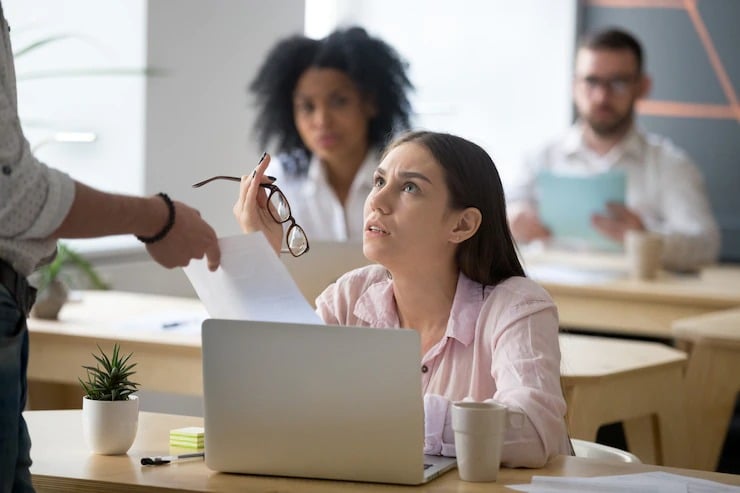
[234,132,572,468]
[247,26,413,243]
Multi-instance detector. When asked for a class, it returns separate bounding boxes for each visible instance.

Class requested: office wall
[79,0,306,301]
[5,0,147,198]
[581,0,740,262]
[145,0,305,237]
[325,0,578,189]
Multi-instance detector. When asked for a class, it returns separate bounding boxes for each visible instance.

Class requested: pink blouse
[315,264,571,467]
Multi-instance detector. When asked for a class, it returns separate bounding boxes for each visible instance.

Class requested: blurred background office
[6,0,577,298]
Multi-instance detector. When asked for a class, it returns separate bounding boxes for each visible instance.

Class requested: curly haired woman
[249,26,413,242]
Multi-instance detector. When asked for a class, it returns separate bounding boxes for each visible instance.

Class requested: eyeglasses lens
[287,226,308,256]
[268,191,291,223]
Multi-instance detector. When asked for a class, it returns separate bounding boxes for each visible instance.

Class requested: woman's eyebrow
[398,171,432,184]
[374,167,432,184]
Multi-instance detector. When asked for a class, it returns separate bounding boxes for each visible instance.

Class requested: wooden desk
[27,291,205,408]
[559,334,689,467]
[673,308,740,471]
[523,250,740,338]
[26,410,740,492]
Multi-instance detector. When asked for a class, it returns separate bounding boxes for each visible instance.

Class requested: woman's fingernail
[258,152,267,164]
[266,175,277,182]
[251,170,257,178]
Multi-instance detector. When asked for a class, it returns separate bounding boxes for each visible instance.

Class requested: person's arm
[487,298,569,468]
[53,181,220,270]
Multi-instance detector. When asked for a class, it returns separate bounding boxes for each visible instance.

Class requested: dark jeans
[0,262,36,493]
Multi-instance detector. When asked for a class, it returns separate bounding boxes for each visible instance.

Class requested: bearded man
[506,28,719,272]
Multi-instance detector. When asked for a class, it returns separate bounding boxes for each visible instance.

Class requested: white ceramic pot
[82,394,139,455]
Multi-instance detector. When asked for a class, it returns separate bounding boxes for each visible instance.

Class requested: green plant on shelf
[35,242,109,293]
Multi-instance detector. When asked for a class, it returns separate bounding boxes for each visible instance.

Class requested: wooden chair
[673,308,740,471]
[559,333,691,468]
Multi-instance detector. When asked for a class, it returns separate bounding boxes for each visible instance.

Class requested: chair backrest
[571,439,641,464]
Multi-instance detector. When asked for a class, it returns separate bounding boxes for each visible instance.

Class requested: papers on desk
[526,263,625,285]
[183,233,322,324]
[508,471,740,493]
[536,169,626,251]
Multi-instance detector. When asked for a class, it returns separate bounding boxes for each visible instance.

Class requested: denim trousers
[0,271,36,493]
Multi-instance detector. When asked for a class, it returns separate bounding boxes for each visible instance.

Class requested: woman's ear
[450,207,482,244]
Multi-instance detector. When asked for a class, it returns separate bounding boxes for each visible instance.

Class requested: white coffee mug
[451,400,523,482]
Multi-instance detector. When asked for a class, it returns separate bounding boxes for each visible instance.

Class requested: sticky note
[170,427,204,449]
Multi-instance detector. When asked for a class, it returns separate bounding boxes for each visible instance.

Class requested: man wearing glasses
[507,27,719,272]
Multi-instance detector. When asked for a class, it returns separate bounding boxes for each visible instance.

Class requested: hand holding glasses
[192,174,309,257]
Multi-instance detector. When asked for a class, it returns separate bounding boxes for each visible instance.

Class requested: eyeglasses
[192,175,309,257]
[577,75,638,95]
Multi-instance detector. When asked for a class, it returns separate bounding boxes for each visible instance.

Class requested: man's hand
[146,202,221,271]
[591,202,645,243]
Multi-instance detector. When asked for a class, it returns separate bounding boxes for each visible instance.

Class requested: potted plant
[31,241,109,320]
[80,343,140,455]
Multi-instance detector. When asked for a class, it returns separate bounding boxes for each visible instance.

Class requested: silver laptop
[201,319,456,485]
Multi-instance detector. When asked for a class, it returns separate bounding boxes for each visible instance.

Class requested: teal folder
[535,169,626,251]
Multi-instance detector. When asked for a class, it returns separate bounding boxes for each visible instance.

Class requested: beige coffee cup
[625,230,663,280]
[451,401,523,482]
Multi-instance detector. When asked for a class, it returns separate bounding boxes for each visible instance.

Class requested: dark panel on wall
[582,1,740,262]
[698,0,740,90]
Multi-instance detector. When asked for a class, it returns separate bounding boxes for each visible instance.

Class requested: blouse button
[421,365,428,373]
[1,165,11,176]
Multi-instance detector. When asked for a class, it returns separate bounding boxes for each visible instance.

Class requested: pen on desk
[161,321,188,330]
[141,452,204,466]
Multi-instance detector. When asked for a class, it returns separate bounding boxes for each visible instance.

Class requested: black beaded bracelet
[136,192,176,244]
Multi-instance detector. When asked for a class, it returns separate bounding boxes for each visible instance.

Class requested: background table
[523,250,740,338]
[27,291,204,409]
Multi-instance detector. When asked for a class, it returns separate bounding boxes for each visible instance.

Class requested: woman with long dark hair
[249,26,413,242]
[234,131,571,467]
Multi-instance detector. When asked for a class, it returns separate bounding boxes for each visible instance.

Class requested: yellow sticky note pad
[170,426,204,448]
[170,426,204,439]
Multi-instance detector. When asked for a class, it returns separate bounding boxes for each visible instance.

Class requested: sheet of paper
[536,169,626,251]
[508,471,740,493]
[183,233,322,324]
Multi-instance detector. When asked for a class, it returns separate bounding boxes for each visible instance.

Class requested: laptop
[201,319,456,485]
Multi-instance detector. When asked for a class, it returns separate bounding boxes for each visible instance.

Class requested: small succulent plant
[79,344,139,401]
